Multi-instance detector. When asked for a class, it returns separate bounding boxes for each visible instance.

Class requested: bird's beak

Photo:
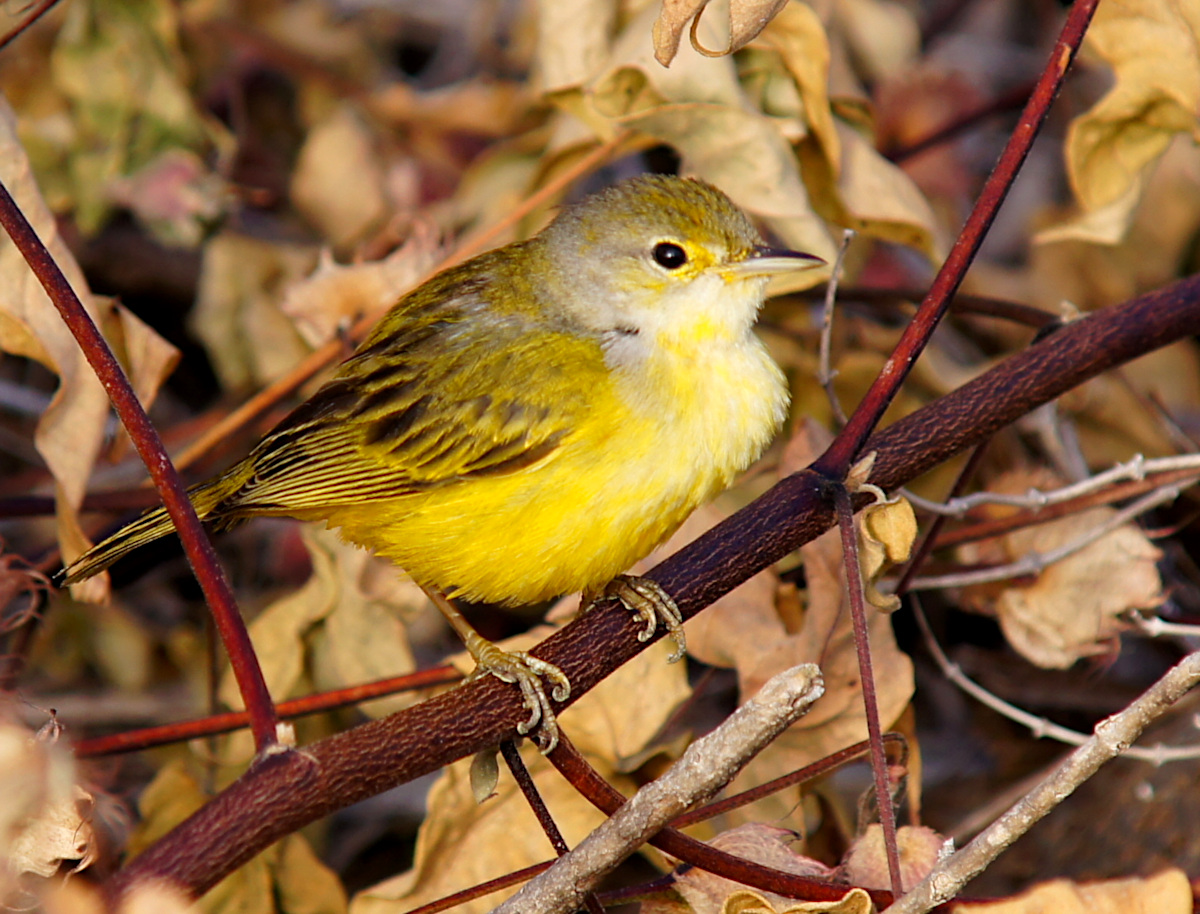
[726,245,826,279]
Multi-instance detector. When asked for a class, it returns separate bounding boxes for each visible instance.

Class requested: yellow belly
[321,335,786,606]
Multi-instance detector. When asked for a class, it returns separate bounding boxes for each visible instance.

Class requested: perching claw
[584,574,686,663]
[426,586,570,753]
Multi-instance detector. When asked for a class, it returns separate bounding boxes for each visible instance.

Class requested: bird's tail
[59,479,239,585]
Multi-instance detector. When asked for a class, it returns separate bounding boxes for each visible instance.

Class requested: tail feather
[61,504,183,584]
[59,469,252,584]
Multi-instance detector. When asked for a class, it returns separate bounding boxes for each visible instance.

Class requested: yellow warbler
[63,175,824,750]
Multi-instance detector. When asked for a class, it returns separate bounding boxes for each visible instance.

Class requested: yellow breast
[326,321,787,607]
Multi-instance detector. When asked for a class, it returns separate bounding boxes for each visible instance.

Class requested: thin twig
[500,741,606,914]
[906,484,1183,591]
[834,486,903,897]
[817,229,856,427]
[906,453,1200,517]
[911,598,1200,764]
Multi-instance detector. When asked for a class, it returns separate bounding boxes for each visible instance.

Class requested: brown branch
[107,273,1200,903]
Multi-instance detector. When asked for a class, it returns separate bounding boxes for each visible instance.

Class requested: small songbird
[63,174,824,750]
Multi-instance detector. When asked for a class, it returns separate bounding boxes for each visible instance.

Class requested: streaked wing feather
[217,286,603,514]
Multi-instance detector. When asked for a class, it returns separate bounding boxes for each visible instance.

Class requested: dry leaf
[280,233,441,347]
[536,0,619,91]
[721,888,873,914]
[219,526,424,720]
[0,714,85,891]
[839,824,946,892]
[8,784,95,878]
[951,869,1191,914]
[652,0,791,67]
[857,494,916,612]
[1065,0,1200,215]
[291,104,389,251]
[957,469,1163,669]
[47,0,218,234]
[106,148,226,248]
[190,231,315,391]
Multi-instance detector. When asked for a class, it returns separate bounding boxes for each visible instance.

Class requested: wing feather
[213,280,606,516]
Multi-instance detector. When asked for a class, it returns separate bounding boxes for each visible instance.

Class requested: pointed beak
[727,245,826,279]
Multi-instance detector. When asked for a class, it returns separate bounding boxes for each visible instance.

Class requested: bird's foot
[585,574,686,663]
[462,632,571,753]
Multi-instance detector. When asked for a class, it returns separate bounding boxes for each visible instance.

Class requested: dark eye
[652,241,688,269]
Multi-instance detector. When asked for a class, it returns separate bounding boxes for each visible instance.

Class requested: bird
[62,174,824,751]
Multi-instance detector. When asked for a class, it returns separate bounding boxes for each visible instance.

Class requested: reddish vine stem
[73,666,461,757]
[0,0,61,52]
[834,486,903,897]
[672,732,908,829]
[0,181,280,753]
[815,0,1100,478]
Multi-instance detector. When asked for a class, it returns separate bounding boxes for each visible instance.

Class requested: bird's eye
[652,242,688,270]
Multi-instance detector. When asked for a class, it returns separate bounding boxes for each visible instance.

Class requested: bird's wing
[213,297,608,514]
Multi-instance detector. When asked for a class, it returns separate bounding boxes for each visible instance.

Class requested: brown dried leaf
[220,527,423,719]
[950,869,1191,914]
[653,0,791,67]
[191,231,314,391]
[857,494,916,612]
[762,2,841,180]
[106,148,226,248]
[291,104,390,251]
[8,784,95,878]
[1065,0,1200,215]
[0,715,87,890]
[47,0,219,235]
[839,824,945,892]
[652,0,710,66]
[280,233,441,347]
[715,887,872,914]
[957,469,1163,669]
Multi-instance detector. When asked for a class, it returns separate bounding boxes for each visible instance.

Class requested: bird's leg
[582,574,686,663]
[422,586,570,753]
